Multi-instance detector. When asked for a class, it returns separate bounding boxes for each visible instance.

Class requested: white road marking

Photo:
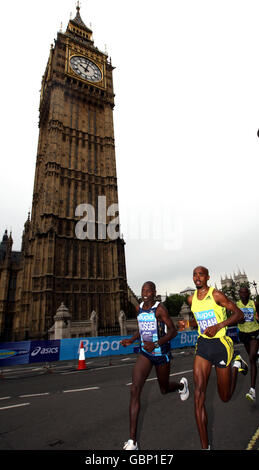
[126,368,193,386]
[89,363,133,372]
[62,386,100,393]
[61,362,131,374]
[61,362,94,375]
[61,370,83,375]
[170,368,193,377]
[0,403,30,411]
[19,393,50,398]
[0,396,11,400]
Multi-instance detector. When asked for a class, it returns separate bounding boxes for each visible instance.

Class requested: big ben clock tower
[17,4,129,340]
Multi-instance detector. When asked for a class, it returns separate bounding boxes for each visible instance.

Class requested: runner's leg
[129,354,153,444]
[193,355,212,449]
[247,339,259,389]
[155,361,183,394]
[215,364,238,402]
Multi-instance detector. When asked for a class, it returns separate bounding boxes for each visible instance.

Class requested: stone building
[0,231,22,340]
[0,5,133,341]
[220,269,249,290]
[220,269,253,300]
[179,286,195,297]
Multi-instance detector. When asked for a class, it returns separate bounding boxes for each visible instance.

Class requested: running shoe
[232,354,248,375]
[246,388,256,402]
[179,377,189,401]
[123,439,138,450]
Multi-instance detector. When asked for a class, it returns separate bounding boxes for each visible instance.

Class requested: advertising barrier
[0,327,239,367]
[59,336,138,361]
[171,330,199,349]
[29,340,60,363]
[0,341,31,367]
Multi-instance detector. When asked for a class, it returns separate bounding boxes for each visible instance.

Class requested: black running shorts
[239,329,259,344]
[140,349,171,366]
[195,335,234,368]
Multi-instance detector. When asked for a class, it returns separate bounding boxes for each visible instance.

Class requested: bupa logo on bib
[196,309,217,334]
[241,308,254,322]
[139,313,155,322]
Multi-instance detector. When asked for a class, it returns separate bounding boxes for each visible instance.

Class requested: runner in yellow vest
[237,286,259,401]
[179,266,248,450]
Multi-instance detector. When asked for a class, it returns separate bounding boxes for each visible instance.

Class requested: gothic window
[96,246,101,278]
[7,274,17,301]
[81,246,87,277]
[72,244,78,276]
[89,244,94,277]
[65,241,70,275]
[66,220,70,236]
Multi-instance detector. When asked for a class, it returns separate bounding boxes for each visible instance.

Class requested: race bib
[195,309,217,334]
[137,311,160,355]
[241,307,254,322]
[138,312,156,340]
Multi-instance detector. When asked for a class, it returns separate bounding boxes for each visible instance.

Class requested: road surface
[0,344,258,456]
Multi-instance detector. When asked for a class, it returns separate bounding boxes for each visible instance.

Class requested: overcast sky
[1,0,259,296]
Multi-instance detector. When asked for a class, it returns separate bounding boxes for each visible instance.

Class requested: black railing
[98,324,121,337]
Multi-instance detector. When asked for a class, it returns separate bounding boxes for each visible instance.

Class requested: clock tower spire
[66,2,93,45]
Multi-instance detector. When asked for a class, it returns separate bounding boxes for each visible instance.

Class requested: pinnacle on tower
[71,1,92,33]
[2,229,8,242]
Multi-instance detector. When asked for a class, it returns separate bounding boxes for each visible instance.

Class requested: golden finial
[59,22,63,33]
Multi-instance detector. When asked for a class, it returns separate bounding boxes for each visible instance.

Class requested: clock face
[70,56,102,83]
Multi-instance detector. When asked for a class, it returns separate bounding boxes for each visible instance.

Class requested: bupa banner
[171,330,199,349]
[60,331,200,361]
[0,341,31,367]
[29,340,60,363]
[170,328,238,348]
[226,326,239,343]
[60,336,139,361]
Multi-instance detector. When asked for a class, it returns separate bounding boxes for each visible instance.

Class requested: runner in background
[237,286,259,401]
[121,281,189,450]
[179,266,248,450]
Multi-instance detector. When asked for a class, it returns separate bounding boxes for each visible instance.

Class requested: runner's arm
[178,295,197,329]
[120,305,140,347]
[120,331,140,347]
[204,290,244,338]
[143,303,176,353]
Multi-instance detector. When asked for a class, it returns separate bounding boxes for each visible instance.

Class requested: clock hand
[77,63,85,71]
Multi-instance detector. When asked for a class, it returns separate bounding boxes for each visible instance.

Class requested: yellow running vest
[191,286,227,339]
[237,299,259,333]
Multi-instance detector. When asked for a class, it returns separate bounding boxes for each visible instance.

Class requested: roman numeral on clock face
[70,55,102,82]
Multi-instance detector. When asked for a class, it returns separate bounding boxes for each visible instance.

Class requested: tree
[221,285,238,302]
[164,294,187,317]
